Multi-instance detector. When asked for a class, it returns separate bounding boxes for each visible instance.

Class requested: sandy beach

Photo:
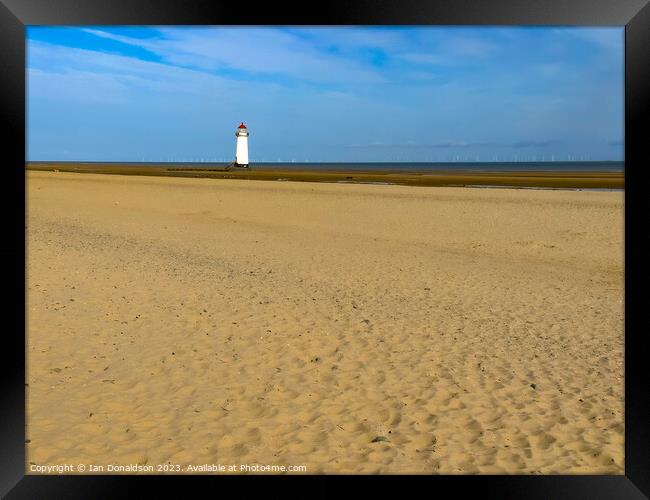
[26,171,624,474]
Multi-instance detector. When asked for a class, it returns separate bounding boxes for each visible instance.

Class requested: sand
[26,171,624,474]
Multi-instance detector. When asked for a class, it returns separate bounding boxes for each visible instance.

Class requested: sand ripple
[27,172,623,474]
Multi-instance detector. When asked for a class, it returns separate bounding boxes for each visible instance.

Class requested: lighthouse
[234,122,249,168]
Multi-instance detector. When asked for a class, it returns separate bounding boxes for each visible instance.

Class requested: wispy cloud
[26,26,624,162]
[444,36,497,57]
[82,27,385,85]
[27,39,295,101]
[535,63,563,78]
[347,140,563,149]
[288,27,407,50]
[27,67,131,102]
[511,139,562,148]
[567,28,623,51]
[346,140,479,149]
[398,53,447,65]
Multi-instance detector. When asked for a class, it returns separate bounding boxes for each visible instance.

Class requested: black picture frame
[2,0,648,497]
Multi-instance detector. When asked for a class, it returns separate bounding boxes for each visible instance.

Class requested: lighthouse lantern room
[234,122,249,168]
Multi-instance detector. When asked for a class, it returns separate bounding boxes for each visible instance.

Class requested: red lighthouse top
[238,122,247,129]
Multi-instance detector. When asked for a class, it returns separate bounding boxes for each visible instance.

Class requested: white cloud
[288,27,408,50]
[26,39,395,128]
[28,67,129,102]
[399,53,446,65]
[396,35,497,69]
[567,28,623,51]
[444,36,497,57]
[535,63,563,78]
[81,27,385,84]
[27,40,281,102]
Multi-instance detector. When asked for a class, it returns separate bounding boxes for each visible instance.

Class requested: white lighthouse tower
[234,122,249,168]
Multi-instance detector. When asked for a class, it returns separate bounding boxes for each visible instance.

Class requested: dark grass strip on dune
[26,163,624,190]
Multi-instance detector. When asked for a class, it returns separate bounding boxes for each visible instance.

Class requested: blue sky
[27,26,624,162]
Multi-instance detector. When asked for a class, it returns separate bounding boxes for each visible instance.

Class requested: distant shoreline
[26,162,625,190]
